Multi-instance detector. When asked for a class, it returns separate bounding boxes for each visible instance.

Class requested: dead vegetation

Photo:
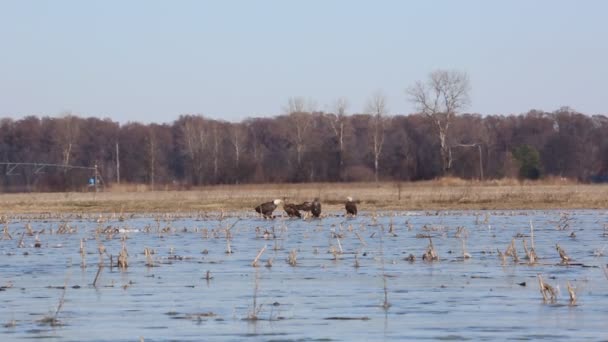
[523,239,537,264]
[117,241,128,269]
[537,275,557,303]
[556,244,571,264]
[504,239,519,263]
[38,277,69,326]
[422,237,439,262]
[287,249,298,266]
[251,245,266,267]
[1,206,605,332]
[566,281,577,305]
[144,247,155,267]
[245,272,263,321]
[1,182,608,213]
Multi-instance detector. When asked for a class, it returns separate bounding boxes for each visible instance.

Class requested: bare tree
[230,123,246,183]
[366,91,390,182]
[55,113,81,170]
[285,96,306,114]
[285,97,315,167]
[147,127,156,188]
[211,121,221,182]
[246,120,264,172]
[179,115,207,185]
[327,97,349,180]
[407,69,471,175]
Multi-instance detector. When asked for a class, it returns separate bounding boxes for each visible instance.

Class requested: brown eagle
[283,202,302,218]
[254,199,282,219]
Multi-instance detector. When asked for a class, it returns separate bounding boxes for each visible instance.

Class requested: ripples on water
[1,210,608,341]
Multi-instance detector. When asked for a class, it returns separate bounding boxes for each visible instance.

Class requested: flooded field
[1,210,608,341]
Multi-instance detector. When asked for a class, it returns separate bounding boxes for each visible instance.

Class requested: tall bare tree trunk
[407,70,471,176]
[115,142,120,184]
[232,128,241,183]
[367,92,388,183]
[438,128,452,174]
[213,124,219,181]
[148,132,155,189]
[181,116,207,185]
[339,121,344,179]
[329,97,349,181]
[374,153,379,182]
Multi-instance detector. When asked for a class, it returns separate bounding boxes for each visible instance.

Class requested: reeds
[39,277,68,326]
[355,232,367,246]
[25,222,33,236]
[556,244,570,264]
[144,247,154,267]
[92,259,104,288]
[287,249,297,266]
[567,281,576,305]
[225,238,232,254]
[246,272,262,321]
[56,221,75,234]
[530,220,535,250]
[537,275,557,303]
[378,231,391,310]
[80,238,86,268]
[504,239,519,263]
[422,237,438,261]
[252,245,267,267]
[118,241,128,269]
[17,231,25,248]
[2,223,12,240]
[556,212,573,230]
[335,235,343,254]
[382,275,391,310]
[523,239,537,264]
[497,248,506,265]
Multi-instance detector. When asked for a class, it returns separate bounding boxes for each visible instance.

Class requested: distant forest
[1,105,607,192]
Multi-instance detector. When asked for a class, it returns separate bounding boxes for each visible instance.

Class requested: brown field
[1,178,608,213]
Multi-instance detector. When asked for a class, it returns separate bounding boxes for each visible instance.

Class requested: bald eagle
[345,196,357,216]
[255,199,282,219]
[295,201,313,212]
[311,198,322,218]
[283,203,302,218]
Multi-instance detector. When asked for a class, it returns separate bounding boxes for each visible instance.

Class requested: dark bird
[295,201,313,212]
[311,198,322,218]
[283,203,302,218]
[345,196,357,216]
[255,199,282,219]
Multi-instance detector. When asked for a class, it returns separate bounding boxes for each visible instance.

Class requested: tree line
[1,106,607,192]
[1,71,607,192]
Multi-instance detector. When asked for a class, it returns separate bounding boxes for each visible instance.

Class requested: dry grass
[537,275,558,303]
[0,179,607,213]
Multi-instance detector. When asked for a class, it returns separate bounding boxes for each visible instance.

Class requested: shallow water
[1,210,608,341]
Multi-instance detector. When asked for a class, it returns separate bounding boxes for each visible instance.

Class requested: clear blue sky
[1,0,607,123]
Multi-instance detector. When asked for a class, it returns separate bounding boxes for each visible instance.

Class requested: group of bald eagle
[254,197,357,219]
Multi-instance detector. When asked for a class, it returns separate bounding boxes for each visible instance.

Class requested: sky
[1,0,607,124]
